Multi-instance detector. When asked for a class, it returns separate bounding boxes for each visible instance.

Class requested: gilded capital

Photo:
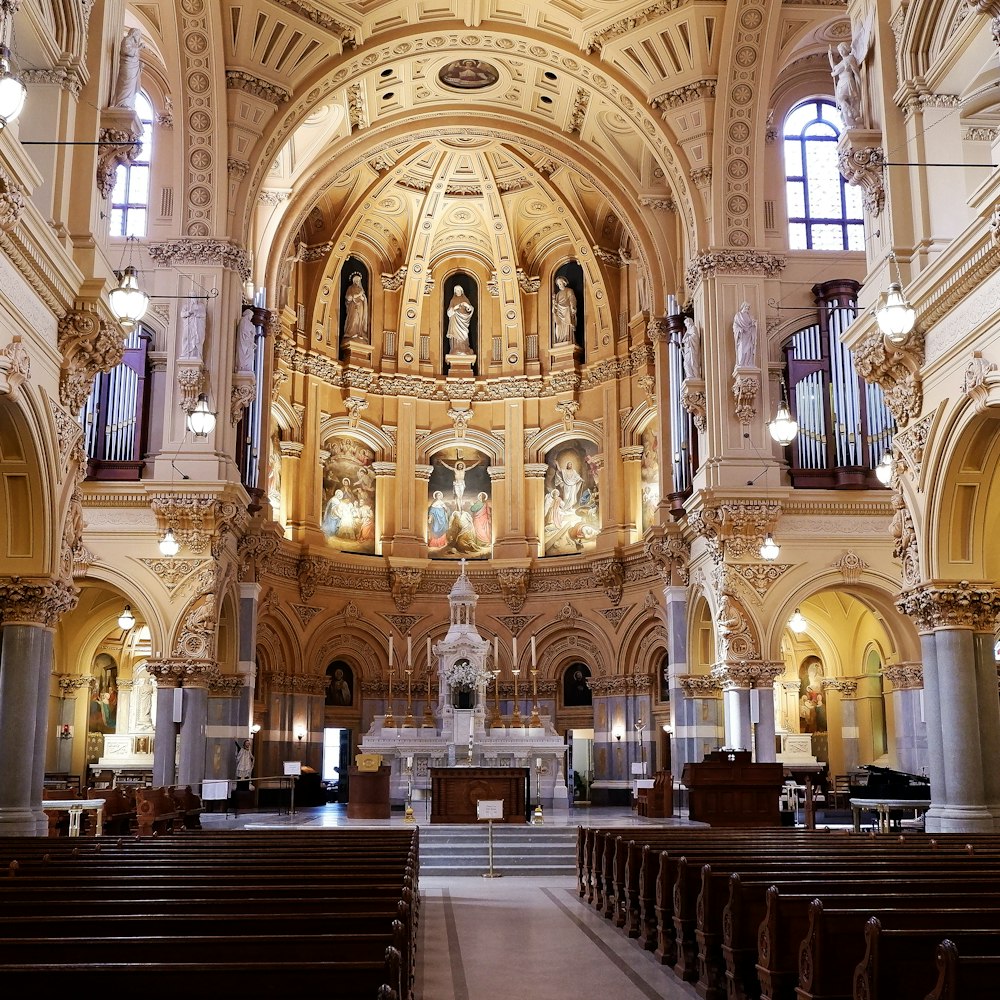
[0,576,79,627]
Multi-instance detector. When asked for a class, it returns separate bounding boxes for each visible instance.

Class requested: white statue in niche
[342,272,369,343]
[552,276,578,345]
[179,298,207,361]
[236,308,256,372]
[111,28,143,110]
[732,302,758,370]
[445,285,475,356]
[682,317,702,380]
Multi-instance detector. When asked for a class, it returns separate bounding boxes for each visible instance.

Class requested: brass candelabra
[488,669,504,730]
[529,667,541,728]
[510,668,523,727]
[403,668,415,728]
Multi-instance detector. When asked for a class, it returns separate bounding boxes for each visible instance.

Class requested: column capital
[896,581,999,633]
[0,576,79,627]
[823,677,860,698]
[883,661,923,690]
[677,673,722,698]
[56,674,94,695]
[147,658,216,687]
[712,659,782,690]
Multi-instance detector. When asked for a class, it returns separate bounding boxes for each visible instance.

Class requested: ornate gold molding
[896,581,999,632]
[0,576,78,627]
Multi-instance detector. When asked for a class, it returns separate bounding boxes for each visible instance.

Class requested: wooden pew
[852,918,1000,1000]
[135,787,181,837]
[925,938,1000,1000]
[87,786,134,835]
[167,785,204,829]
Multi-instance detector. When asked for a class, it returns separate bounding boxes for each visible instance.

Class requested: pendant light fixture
[0,44,27,128]
[158,527,180,557]
[759,532,780,561]
[788,608,807,634]
[186,394,217,438]
[874,451,894,486]
[117,603,136,630]
[875,252,916,344]
[768,377,798,446]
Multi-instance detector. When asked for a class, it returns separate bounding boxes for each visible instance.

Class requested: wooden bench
[167,786,204,829]
[88,786,134,835]
[134,787,181,837]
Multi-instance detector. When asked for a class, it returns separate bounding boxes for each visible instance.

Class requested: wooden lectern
[682,750,784,827]
[346,764,391,819]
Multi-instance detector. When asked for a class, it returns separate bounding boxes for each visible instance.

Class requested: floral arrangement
[442,657,486,690]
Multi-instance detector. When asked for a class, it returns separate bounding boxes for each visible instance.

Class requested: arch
[0,395,54,575]
[318,417,397,461]
[69,568,168,656]
[418,428,502,465]
[924,404,1000,583]
[526,419,604,461]
[304,613,392,683]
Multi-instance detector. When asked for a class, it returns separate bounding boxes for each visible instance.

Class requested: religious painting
[798,656,827,734]
[438,59,499,90]
[339,256,370,348]
[640,425,659,533]
[563,663,593,707]
[321,436,377,554]
[89,652,118,734]
[326,660,354,707]
[426,448,492,560]
[543,439,600,556]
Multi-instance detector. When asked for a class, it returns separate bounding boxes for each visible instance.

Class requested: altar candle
[494,635,498,666]
[512,636,517,665]
[531,635,537,667]
[407,635,412,667]
[426,637,431,668]
[389,635,394,666]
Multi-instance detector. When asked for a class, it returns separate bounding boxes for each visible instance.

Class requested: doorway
[567,728,594,804]
[323,727,350,802]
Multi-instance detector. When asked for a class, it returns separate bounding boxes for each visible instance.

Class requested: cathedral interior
[1,0,1000,836]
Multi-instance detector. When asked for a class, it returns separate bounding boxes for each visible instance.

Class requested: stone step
[418,824,577,876]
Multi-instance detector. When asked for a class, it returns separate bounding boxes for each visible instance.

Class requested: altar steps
[418,824,577,876]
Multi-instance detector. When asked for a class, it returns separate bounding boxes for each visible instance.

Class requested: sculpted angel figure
[828,14,872,129]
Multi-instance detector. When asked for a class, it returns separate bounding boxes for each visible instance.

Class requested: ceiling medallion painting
[438,59,500,90]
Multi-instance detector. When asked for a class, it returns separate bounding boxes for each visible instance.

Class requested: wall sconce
[58,723,73,740]
[117,603,136,630]
[158,528,180,557]
[251,723,261,735]
[295,728,305,742]
[612,726,624,742]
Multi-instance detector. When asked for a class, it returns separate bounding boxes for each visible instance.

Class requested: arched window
[109,91,154,237]
[783,98,864,251]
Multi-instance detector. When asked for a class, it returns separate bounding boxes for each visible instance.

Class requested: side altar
[359,562,568,814]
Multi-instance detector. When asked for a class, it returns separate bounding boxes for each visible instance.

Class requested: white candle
[531,635,537,667]
[407,635,412,667]
[512,636,517,664]
[494,635,498,666]
[426,637,431,668]
[389,635,394,666]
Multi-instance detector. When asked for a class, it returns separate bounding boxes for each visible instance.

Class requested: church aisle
[416,875,700,1000]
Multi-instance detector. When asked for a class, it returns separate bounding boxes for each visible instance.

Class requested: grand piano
[848,764,931,832]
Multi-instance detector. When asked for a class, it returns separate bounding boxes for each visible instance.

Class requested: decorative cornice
[837,130,885,217]
[271,0,357,45]
[639,196,676,212]
[584,1,688,53]
[267,671,329,696]
[0,167,26,232]
[0,576,79,627]
[21,66,85,98]
[677,673,722,697]
[896,581,998,632]
[685,248,785,290]
[650,79,717,111]
[589,674,653,695]
[713,660,785,690]
[148,240,251,282]
[852,326,924,428]
[225,71,290,105]
[56,674,95,694]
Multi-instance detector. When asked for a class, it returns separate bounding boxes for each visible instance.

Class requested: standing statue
[552,275,578,345]
[445,284,475,356]
[828,15,872,129]
[342,272,369,343]
[179,298,207,361]
[732,302,758,370]
[681,317,703,380]
[111,28,143,110]
[236,307,256,372]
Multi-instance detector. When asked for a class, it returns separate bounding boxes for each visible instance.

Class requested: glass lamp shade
[768,400,798,446]
[117,604,136,630]
[876,282,916,343]
[108,265,149,329]
[788,609,808,634]
[759,532,780,561]
[186,394,217,438]
[0,46,26,126]
[158,528,180,557]
[875,451,894,486]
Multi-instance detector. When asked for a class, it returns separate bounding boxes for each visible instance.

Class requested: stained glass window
[783,99,865,251]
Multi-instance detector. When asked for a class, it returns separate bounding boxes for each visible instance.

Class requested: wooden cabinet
[346,765,391,819]
[682,751,784,827]
[430,767,528,824]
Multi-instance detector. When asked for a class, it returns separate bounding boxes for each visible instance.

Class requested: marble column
[882,662,925,776]
[524,464,548,556]
[831,680,860,774]
[149,661,182,787]
[721,682,752,751]
[752,665,784,763]
[0,577,76,837]
[178,665,213,789]
[973,630,1000,825]
[898,582,997,833]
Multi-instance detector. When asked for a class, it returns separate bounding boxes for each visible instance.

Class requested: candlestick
[403,668,414,728]
[529,666,541,727]
[384,667,396,728]
[511,666,522,727]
